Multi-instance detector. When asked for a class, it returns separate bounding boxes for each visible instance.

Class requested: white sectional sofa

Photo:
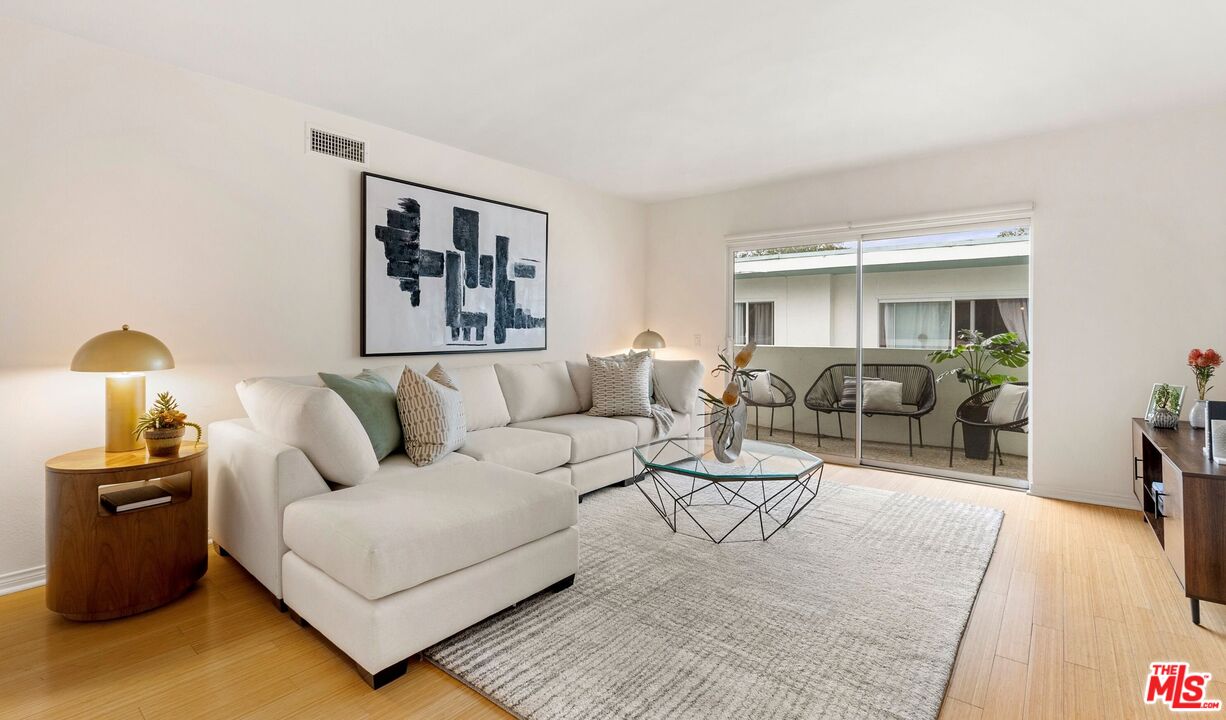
[208,358,703,687]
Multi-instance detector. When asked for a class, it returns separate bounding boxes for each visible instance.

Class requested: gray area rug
[426,482,1002,720]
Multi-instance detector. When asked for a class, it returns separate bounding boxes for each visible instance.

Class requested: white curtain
[883,301,950,349]
[996,299,1028,343]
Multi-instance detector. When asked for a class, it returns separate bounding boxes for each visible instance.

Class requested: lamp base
[105,375,145,453]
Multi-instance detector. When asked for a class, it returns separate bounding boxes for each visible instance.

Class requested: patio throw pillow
[987,383,1029,425]
[748,371,775,403]
[396,364,467,466]
[861,379,904,412]
[318,370,401,461]
[839,376,882,408]
[587,350,653,418]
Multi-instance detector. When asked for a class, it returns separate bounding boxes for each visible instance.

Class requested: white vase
[709,400,747,463]
[1190,399,1208,430]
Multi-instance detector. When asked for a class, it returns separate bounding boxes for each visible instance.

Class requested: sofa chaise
[208,358,703,686]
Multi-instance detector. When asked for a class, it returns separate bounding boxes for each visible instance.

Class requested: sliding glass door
[731,217,1031,488]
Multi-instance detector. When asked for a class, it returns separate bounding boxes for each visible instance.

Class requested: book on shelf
[101,485,172,513]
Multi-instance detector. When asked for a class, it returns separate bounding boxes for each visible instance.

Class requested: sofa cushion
[495,361,582,423]
[652,359,704,414]
[455,427,571,474]
[511,414,639,464]
[370,452,476,482]
[446,365,512,431]
[283,462,577,600]
[236,378,379,486]
[616,413,693,444]
[318,370,401,461]
[567,360,594,412]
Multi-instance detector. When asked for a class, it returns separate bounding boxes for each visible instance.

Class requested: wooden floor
[2,465,1223,719]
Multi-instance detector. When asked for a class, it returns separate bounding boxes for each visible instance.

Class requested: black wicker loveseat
[802,363,937,455]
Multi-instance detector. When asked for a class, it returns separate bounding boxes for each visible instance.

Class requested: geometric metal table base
[632,438,825,544]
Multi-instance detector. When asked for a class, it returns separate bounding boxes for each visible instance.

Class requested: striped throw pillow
[396,364,467,466]
[587,351,653,418]
[839,376,881,408]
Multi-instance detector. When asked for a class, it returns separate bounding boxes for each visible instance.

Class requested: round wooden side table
[45,442,208,621]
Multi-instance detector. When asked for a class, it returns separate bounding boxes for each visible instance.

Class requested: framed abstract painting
[361,172,548,356]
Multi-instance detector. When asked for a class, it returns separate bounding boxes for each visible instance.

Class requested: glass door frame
[725,205,1034,490]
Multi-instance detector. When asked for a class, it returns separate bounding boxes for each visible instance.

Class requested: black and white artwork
[361,173,547,356]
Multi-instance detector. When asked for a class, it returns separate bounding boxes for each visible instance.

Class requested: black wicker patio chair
[803,363,937,455]
[949,382,1029,476]
[744,373,797,443]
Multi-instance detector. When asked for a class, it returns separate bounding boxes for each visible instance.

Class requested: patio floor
[745,424,1028,482]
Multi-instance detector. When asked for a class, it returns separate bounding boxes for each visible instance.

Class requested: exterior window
[733,301,775,345]
[878,300,953,349]
[954,298,1028,344]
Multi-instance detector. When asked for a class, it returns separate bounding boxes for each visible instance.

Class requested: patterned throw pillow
[839,376,882,408]
[587,351,653,418]
[396,364,467,466]
[987,383,1029,425]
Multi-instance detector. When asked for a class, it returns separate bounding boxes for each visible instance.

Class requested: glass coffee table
[631,437,825,543]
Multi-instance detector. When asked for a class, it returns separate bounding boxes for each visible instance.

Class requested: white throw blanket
[649,402,675,440]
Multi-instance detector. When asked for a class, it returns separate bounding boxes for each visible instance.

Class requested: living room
[3,2,1226,718]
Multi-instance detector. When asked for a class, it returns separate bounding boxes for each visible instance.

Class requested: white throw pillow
[748,371,774,403]
[396,365,467,466]
[236,378,379,486]
[987,383,1029,425]
[861,379,904,412]
[495,361,582,423]
[588,351,653,418]
[445,365,511,431]
[652,358,704,414]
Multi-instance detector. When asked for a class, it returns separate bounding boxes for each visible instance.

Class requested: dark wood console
[1132,418,1226,624]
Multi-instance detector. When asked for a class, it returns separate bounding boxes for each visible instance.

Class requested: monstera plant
[927,330,1030,396]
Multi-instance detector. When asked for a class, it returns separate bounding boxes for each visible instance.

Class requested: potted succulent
[1187,348,1222,429]
[698,343,761,462]
[928,330,1030,459]
[134,392,202,457]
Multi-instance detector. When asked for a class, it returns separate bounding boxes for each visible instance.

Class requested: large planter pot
[962,425,992,460]
[709,400,747,463]
[143,426,185,457]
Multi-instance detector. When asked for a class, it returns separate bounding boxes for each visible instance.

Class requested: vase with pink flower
[1187,348,1222,430]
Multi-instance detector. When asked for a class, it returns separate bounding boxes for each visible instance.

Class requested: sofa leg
[287,608,310,628]
[359,658,410,690]
[547,574,576,593]
[215,544,230,558]
[277,598,288,613]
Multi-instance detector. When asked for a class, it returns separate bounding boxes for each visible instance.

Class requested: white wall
[648,101,1226,509]
[0,20,647,581]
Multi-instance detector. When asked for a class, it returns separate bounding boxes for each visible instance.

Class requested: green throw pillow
[319,371,401,461]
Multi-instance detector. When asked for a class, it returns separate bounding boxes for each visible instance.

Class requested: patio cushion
[455,427,571,474]
[988,383,1029,425]
[511,414,639,464]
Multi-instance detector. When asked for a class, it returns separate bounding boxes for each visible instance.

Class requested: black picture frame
[360,172,549,357]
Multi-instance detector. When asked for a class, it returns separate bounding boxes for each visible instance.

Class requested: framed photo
[1144,383,1186,422]
[361,172,548,356]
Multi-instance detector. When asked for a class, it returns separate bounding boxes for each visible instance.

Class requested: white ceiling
[5,1,1226,201]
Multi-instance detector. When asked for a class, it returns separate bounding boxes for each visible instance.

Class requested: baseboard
[1028,485,1140,511]
[0,565,46,596]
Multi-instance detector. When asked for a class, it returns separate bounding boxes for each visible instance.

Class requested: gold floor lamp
[71,325,175,453]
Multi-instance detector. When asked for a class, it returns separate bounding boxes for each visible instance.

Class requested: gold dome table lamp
[71,325,175,452]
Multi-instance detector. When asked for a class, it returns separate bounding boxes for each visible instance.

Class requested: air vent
[307,126,366,164]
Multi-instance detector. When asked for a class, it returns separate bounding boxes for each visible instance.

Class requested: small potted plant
[134,392,203,457]
[1187,348,1222,429]
[1150,383,1182,429]
[698,343,761,462]
[928,330,1030,459]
